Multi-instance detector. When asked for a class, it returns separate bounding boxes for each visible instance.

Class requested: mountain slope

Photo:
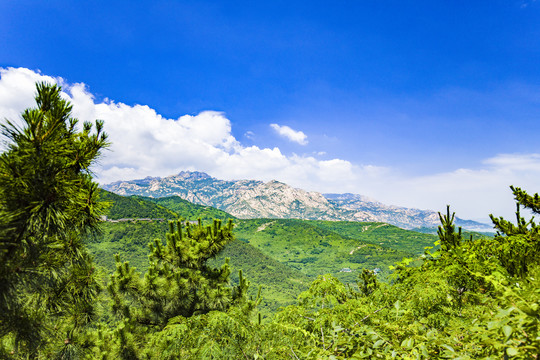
[99,190,178,220]
[212,239,310,315]
[87,220,309,315]
[104,171,492,230]
[234,218,414,283]
[145,195,236,222]
[309,220,437,255]
[100,189,236,222]
[326,193,492,231]
[104,172,348,220]
[90,191,452,314]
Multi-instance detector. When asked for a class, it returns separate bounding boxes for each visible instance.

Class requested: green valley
[88,191,440,314]
[233,218,421,283]
[310,220,438,254]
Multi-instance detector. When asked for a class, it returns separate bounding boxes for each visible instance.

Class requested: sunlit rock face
[104,171,491,231]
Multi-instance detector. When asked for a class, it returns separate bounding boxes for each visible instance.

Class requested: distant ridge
[103,171,493,231]
[99,190,178,220]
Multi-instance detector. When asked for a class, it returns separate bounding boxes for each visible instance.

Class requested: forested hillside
[87,210,432,313]
[86,220,312,315]
[99,190,233,222]
[146,195,236,221]
[94,189,433,285]
[212,239,311,316]
[309,220,437,254]
[234,219,418,282]
[100,190,178,219]
[1,83,538,359]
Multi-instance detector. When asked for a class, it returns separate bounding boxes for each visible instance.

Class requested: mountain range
[103,171,493,231]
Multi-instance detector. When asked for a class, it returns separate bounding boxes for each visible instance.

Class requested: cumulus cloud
[270,123,308,145]
[0,67,538,222]
[0,67,59,125]
[0,67,356,189]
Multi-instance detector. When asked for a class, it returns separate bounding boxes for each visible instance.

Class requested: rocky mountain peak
[103,171,493,231]
[325,193,380,204]
[174,171,213,181]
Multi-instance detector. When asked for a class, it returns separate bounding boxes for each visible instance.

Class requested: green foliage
[86,221,170,270]
[86,219,309,316]
[488,186,540,278]
[462,265,540,359]
[359,268,379,296]
[145,195,236,222]
[234,218,414,283]
[511,185,540,213]
[312,220,439,255]
[259,189,540,359]
[298,274,351,309]
[87,195,434,314]
[0,82,108,358]
[99,190,178,220]
[438,205,466,251]
[412,226,493,239]
[102,218,259,358]
[211,238,311,317]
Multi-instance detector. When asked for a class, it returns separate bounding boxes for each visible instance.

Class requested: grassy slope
[310,221,438,255]
[144,196,236,222]
[99,190,178,220]
[212,240,310,316]
[234,219,413,283]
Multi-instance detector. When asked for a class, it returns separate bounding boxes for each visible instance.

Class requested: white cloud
[364,154,540,222]
[483,153,540,171]
[270,123,308,145]
[0,68,58,125]
[0,67,538,223]
[0,67,349,189]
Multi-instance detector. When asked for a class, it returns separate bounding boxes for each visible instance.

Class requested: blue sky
[1,1,540,221]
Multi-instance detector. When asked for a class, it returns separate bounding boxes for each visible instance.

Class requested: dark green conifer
[107,218,257,358]
[488,186,540,277]
[0,82,108,358]
[437,205,463,251]
[359,268,378,296]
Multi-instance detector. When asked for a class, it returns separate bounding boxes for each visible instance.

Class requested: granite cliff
[103,171,492,231]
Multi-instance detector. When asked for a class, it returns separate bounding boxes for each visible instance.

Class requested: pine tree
[0,82,109,358]
[510,185,540,213]
[437,205,464,251]
[488,186,540,277]
[106,218,258,358]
